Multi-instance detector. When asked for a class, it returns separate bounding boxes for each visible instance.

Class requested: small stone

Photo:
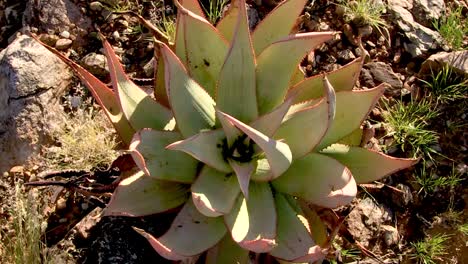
[90,1,103,11]
[56,198,67,210]
[112,30,120,40]
[55,38,72,50]
[381,225,399,246]
[318,21,330,31]
[60,30,70,39]
[59,218,68,223]
[81,52,108,76]
[337,49,356,62]
[143,57,155,77]
[38,34,59,46]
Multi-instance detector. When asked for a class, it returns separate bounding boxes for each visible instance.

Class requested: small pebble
[60,30,70,39]
[90,1,103,11]
[55,38,72,50]
[59,218,68,223]
[112,30,120,40]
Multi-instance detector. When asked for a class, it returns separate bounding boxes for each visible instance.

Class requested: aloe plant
[36,0,417,262]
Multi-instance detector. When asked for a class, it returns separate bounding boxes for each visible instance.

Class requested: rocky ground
[0,0,467,263]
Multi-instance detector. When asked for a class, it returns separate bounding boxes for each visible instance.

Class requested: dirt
[0,0,467,263]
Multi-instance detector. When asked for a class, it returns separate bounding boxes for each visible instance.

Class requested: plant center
[221,134,255,163]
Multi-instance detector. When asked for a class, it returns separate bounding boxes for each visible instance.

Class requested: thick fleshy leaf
[275,99,328,159]
[130,129,198,183]
[216,0,240,42]
[251,97,294,137]
[229,160,255,199]
[217,0,258,123]
[297,199,328,246]
[272,153,357,208]
[224,182,276,252]
[289,65,305,87]
[154,49,170,108]
[286,58,363,104]
[102,39,173,131]
[166,129,231,173]
[159,43,216,137]
[216,110,242,146]
[321,144,418,183]
[174,2,229,97]
[191,166,240,217]
[250,158,274,182]
[105,171,189,216]
[338,128,363,146]
[256,32,335,114]
[205,234,250,264]
[179,0,205,17]
[315,84,385,150]
[217,111,292,177]
[135,199,226,261]
[270,193,326,262]
[33,36,135,145]
[252,0,308,54]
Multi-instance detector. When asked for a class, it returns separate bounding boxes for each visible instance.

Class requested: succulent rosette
[37,0,417,262]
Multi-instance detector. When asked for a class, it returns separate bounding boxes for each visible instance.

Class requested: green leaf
[229,160,255,199]
[224,182,276,252]
[287,58,363,104]
[217,111,293,177]
[105,171,189,216]
[217,0,258,124]
[289,65,305,87]
[337,128,363,146]
[159,42,216,137]
[250,158,274,182]
[216,0,240,42]
[321,144,418,183]
[175,3,229,97]
[315,84,385,150]
[33,36,135,145]
[296,199,328,246]
[205,234,250,264]
[270,193,326,263]
[275,99,329,159]
[134,199,226,260]
[252,0,308,54]
[130,129,198,183]
[166,129,231,173]
[191,166,240,217]
[178,0,206,18]
[272,153,357,208]
[102,39,173,131]
[154,49,170,108]
[256,32,335,114]
[251,97,293,137]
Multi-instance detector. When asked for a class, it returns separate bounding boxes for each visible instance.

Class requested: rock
[337,49,356,63]
[0,35,72,173]
[38,33,60,47]
[22,0,92,46]
[360,68,376,88]
[55,38,72,50]
[420,50,468,76]
[89,1,103,11]
[391,183,414,207]
[381,225,399,247]
[364,62,403,91]
[81,52,109,77]
[59,30,70,39]
[346,198,393,247]
[143,57,155,78]
[412,0,445,27]
[388,0,443,57]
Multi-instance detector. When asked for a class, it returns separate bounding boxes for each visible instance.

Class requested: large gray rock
[22,0,92,47]
[420,50,468,76]
[0,35,72,173]
[388,0,444,57]
[412,0,445,27]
